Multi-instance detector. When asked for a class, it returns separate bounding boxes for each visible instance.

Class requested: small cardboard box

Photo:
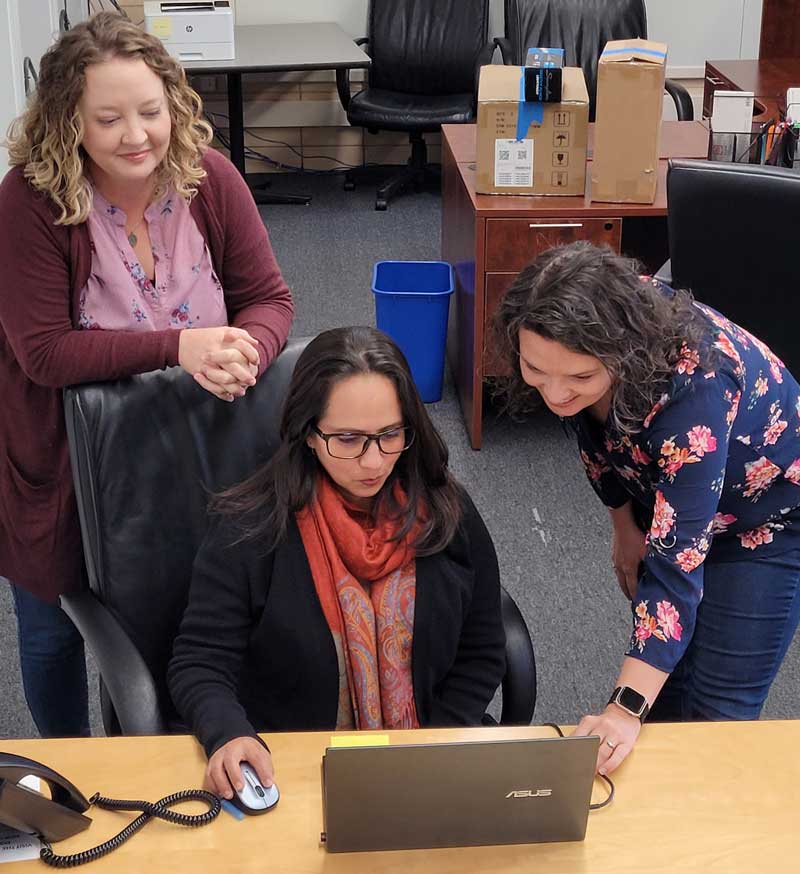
[476,65,590,196]
[591,39,667,204]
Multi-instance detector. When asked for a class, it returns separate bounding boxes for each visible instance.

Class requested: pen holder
[708,123,764,165]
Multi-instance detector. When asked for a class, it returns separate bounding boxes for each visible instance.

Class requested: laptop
[320,735,600,853]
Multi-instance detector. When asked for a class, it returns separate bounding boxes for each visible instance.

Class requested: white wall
[646,0,763,77]
[236,0,763,76]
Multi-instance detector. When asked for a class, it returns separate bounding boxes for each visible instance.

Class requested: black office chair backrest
[64,338,311,728]
[499,588,537,724]
[667,159,800,380]
[367,0,489,95]
[504,0,646,119]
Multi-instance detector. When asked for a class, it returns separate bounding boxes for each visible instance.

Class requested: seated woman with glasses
[168,326,506,800]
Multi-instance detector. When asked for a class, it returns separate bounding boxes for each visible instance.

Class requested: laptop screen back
[321,735,599,852]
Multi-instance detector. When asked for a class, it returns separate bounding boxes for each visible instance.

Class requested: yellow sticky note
[151,17,172,39]
[330,734,390,748]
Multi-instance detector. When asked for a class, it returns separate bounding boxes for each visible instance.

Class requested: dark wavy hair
[493,242,716,434]
[214,327,464,555]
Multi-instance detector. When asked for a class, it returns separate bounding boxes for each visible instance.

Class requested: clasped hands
[178,326,261,402]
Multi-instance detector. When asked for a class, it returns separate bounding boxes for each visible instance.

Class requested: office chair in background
[336,0,494,210]
[661,159,800,378]
[61,339,537,734]
[496,0,694,122]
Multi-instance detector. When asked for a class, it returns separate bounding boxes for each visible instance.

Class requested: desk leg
[224,72,311,206]
[226,71,246,178]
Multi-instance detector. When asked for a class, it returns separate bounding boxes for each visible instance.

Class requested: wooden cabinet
[481,219,621,377]
[760,0,800,58]
[485,218,620,273]
[441,123,707,449]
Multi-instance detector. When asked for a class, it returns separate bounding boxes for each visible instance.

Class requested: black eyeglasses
[312,425,415,459]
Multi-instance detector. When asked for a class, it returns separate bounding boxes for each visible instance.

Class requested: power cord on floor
[542,722,615,810]
[39,789,220,868]
[202,110,388,175]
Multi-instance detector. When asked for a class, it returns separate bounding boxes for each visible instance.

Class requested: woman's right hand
[178,327,260,401]
[609,504,647,600]
[204,736,275,800]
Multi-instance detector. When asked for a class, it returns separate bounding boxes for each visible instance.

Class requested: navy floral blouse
[571,294,800,674]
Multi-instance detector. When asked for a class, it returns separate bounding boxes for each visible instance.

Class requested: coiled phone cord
[39,789,221,868]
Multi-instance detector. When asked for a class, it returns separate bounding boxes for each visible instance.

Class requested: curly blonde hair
[6,11,213,225]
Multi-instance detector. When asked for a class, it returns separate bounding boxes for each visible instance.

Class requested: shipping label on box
[476,65,589,196]
[590,38,667,204]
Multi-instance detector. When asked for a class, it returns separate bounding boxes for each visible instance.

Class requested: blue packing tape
[516,68,544,140]
[602,46,666,59]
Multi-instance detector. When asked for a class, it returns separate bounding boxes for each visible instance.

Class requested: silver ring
[606,739,617,750]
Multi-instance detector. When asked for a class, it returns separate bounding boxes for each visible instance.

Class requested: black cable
[542,722,615,810]
[39,789,221,868]
[202,110,372,174]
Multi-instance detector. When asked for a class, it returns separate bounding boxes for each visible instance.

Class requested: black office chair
[336,0,494,210]
[497,0,694,122]
[61,340,536,734]
[61,338,311,735]
[660,158,800,379]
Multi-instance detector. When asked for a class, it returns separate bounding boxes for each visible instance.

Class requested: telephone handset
[0,751,220,868]
[0,752,92,843]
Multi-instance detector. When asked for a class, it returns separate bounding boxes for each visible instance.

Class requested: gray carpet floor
[1,171,797,739]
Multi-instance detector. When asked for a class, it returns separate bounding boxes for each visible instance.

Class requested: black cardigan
[167,494,506,757]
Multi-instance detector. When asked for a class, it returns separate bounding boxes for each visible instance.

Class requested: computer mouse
[229,762,279,816]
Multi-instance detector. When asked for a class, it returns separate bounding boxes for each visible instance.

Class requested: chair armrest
[336,38,370,114]
[665,79,694,121]
[59,589,166,736]
[499,587,537,726]
[655,258,672,285]
[494,36,514,65]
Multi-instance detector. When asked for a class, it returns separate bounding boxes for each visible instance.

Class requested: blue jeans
[9,583,90,738]
[647,542,800,722]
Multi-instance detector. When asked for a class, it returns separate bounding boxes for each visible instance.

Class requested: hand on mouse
[204,736,274,800]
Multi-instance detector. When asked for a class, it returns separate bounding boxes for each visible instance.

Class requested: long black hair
[494,242,716,434]
[214,326,464,554]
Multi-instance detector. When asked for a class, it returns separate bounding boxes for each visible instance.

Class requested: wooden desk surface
[441,122,708,218]
[442,121,710,166]
[706,57,800,100]
[2,721,799,872]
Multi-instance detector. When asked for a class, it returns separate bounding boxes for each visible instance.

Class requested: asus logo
[506,789,552,798]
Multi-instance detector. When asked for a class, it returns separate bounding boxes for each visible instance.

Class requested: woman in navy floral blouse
[496,242,800,775]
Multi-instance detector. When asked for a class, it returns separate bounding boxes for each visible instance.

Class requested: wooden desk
[441,121,710,449]
[2,721,799,872]
[703,57,800,121]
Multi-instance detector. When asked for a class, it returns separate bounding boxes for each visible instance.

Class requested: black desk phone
[0,752,220,867]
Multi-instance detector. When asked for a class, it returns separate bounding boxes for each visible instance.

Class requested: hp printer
[144,1,235,61]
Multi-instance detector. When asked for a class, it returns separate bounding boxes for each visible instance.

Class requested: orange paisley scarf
[296,475,423,730]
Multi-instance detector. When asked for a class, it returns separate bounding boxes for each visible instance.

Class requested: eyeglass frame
[311,425,415,459]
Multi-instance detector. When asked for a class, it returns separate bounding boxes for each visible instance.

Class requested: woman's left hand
[196,348,259,400]
[571,705,641,775]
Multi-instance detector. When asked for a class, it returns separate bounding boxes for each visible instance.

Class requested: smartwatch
[607,686,650,722]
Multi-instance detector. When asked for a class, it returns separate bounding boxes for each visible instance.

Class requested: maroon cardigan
[0,148,294,601]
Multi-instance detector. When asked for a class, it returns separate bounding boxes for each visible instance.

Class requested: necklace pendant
[127,232,138,247]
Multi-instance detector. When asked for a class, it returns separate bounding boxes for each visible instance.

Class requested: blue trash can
[372,261,454,403]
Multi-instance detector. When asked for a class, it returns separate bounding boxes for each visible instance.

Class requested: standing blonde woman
[0,12,293,737]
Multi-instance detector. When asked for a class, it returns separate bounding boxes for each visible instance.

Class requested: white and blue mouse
[230,762,280,816]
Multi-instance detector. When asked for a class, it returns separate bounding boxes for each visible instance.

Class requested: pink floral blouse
[79,186,227,332]
[572,289,800,674]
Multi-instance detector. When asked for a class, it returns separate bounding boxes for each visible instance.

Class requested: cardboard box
[476,65,589,196]
[591,39,667,204]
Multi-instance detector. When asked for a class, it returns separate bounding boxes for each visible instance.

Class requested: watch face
[617,687,646,714]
